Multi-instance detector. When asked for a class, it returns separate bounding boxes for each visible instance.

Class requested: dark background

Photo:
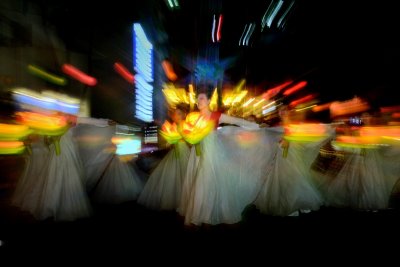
[3,0,400,123]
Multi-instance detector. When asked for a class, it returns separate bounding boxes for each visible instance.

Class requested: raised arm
[219,113,260,130]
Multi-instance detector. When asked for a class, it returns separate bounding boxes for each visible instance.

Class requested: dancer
[13,112,92,221]
[138,103,190,210]
[179,85,265,226]
[74,117,143,204]
[254,107,332,216]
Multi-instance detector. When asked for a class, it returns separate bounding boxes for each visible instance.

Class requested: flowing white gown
[12,136,50,216]
[254,126,330,216]
[138,141,190,210]
[73,119,115,192]
[74,120,144,204]
[177,145,199,217]
[179,119,272,225]
[90,154,144,204]
[318,145,399,210]
[13,128,92,221]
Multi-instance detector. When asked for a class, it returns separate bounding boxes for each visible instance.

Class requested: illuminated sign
[133,23,154,122]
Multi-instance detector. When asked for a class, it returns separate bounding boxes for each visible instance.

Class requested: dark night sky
[37,0,400,107]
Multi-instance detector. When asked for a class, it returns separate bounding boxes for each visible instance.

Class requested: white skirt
[138,141,190,210]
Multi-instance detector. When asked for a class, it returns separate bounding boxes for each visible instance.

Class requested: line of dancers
[139,85,400,226]
[12,114,144,221]
[10,86,400,225]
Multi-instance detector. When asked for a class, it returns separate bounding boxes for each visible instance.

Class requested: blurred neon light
[166,0,179,9]
[330,97,370,118]
[211,14,223,43]
[277,0,295,28]
[267,0,283,27]
[242,26,250,46]
[62,64,97,86]
[296,104,316,112]
[212,14,216,43]
[283,81,307,96]
[116,140,141,155]
[381,106,400,113]
[262,101,276,109]
[245,24,255,46]
[262,105,277,115]
[112,136,141,155]
[114,62,135,84]
[217,15,223,42]
[239,23,255,46]
[28,65,67,86]
[289,94,315,108]
[13,91,57,111]
[262,0,284,30]
[134,23,153,122]
[134,24,153,82]
[253,98,265,107]
[312,102,332,112]
[239,24,248,46]
[161,60,177,81]
[262,81,292,100]
[12,88,80,115]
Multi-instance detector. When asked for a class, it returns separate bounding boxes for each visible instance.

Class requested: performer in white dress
[178,86,265,226]
[12,113,92,221]
[138,104,191,210]
[254,109,332,216]
[74,117,144,204]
